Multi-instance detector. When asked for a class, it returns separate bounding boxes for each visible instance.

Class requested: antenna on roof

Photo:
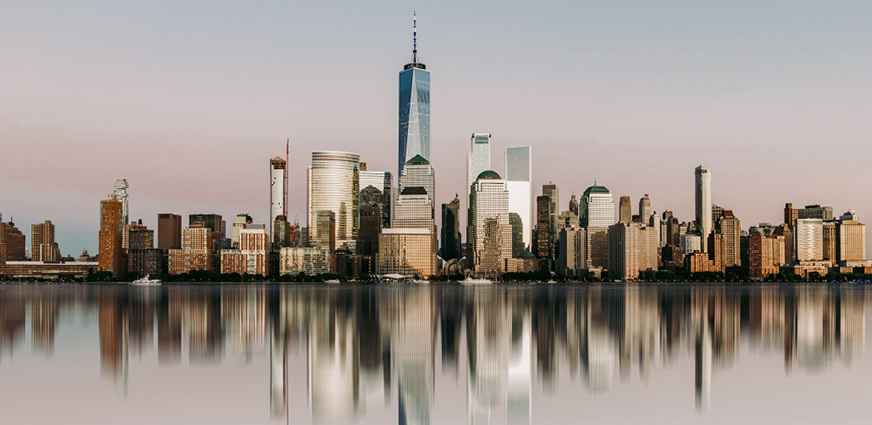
[413,11,418,63]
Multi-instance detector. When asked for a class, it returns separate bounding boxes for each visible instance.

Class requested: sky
[2,0,872,255]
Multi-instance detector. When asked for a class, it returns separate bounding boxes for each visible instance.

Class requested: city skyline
[3,2,872,256]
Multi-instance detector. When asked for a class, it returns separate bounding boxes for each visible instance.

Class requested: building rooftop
[583,183,610,195]
[477,170,501,180]
[405,155,430,165]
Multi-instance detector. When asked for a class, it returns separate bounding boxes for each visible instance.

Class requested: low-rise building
[279,247,333,275]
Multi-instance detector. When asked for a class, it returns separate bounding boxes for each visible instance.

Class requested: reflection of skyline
[0,285,868,423]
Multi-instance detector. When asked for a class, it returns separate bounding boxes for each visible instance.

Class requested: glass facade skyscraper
[398,20,430,183]
[580,183,616,268]
[505,146,532,254]
[307,151,360,249]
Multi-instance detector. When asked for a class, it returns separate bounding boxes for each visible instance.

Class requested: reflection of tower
[99,294,128,394]
[309,301,359,423]
[467,290,509,424]
[396,287,435,425]
[506,311,532,425]
[157,288,182,365]
[270,294,288,419]
[31,295,59,355]
[695,321,712,411]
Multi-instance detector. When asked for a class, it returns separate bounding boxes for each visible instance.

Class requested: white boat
[131,275,161,286]
[461,276,493,285]
[412,279,430,285]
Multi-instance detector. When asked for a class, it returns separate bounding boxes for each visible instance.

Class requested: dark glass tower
[398,13,431,184]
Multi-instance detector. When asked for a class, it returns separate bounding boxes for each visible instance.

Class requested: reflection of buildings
[0,283,869,423]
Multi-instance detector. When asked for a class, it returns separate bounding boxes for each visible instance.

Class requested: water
[0,284,869,424]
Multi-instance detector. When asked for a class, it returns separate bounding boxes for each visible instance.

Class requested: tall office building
[822,221,837,265]
[542,184,559,236]
[466,133,491,205]
[357,205,381,256]
[307,151,360,248]
[398,13,430,181]
[535,196,553,259]
[441,196,462,261]
[639,224,659,272]
[270,157,287,239]
[99,199,124,274]
[0,220,26,261]
[794,218,823,262]
[639,194,652,225]
[569,193,579,216]
[557,226,586,276]
[399,155,435,197]
[837,211,866,264]
[695,166,712,252]
[719,211,741,268]
[31,220,60,262]
[579,183,615,268]
[618,196,632,224]
[231,214,253,249]
[784,203,799,228]
[157,213,182,251]
[110,179,129,229]
[394,188,435,229]
[469,171,511,275]
[608,222,641,280]
[314,211,336,252]
[505,146,532,253]
[359,170,393,229]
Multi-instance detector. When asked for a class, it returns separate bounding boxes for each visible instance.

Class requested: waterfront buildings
[270,157,287,239]
[280,247,333,275]
[99,199,123,274]
[695,166,712,252]
[468,171,511,275]
[157,213,182,251]
[505,146,532,253]
[221,227,269,276]
[308,151,360,249]
[168,226,213,274]
[398,14,430,181]
[579,183,615,269]
[377,228,437,277]
[440,196,462,261]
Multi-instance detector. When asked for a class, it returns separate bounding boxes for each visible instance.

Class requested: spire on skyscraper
[413,11,418,63]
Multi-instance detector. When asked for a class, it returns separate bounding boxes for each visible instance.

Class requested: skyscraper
[505,146,532,254]
[695,166,712,253]
[542,183,559,236]
[579,183,615,269]
[359,170,393,229]
[639,194,652,225]
[618,196,632,224]
[31,220,59,262]
[569,193,579,216]
[608,222,640,280]
[398,12,430,181]
[110,179,129,228]
[469,171,511,275]
[466,133,491,205]
[794,218,823,262]
[307,151,360,249]
[441,195,462,261]
[99,199,123,274]
[157,213,182,251]
[837,211,866,264]
[270,157,287,239]
[535,196,553,259]
[719,211,741,268]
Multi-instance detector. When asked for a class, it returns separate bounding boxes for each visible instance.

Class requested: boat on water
[131,275,161,286]
[460,276,493,286]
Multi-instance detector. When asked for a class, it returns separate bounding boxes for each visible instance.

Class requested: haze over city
[2,0,871,255]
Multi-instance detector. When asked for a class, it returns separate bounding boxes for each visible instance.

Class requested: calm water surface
[0,284,869,424]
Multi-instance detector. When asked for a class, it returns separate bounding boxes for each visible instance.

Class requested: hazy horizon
[2,0,871,255]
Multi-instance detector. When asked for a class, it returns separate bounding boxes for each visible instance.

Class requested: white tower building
[505,146,532,254]
[695,166,712,252]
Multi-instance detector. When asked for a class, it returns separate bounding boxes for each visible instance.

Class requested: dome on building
[476,170,501,180]
[519,251,536,259]
[583,181,610,196]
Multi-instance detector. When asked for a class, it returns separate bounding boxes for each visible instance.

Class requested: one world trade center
[398,12,431,184]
